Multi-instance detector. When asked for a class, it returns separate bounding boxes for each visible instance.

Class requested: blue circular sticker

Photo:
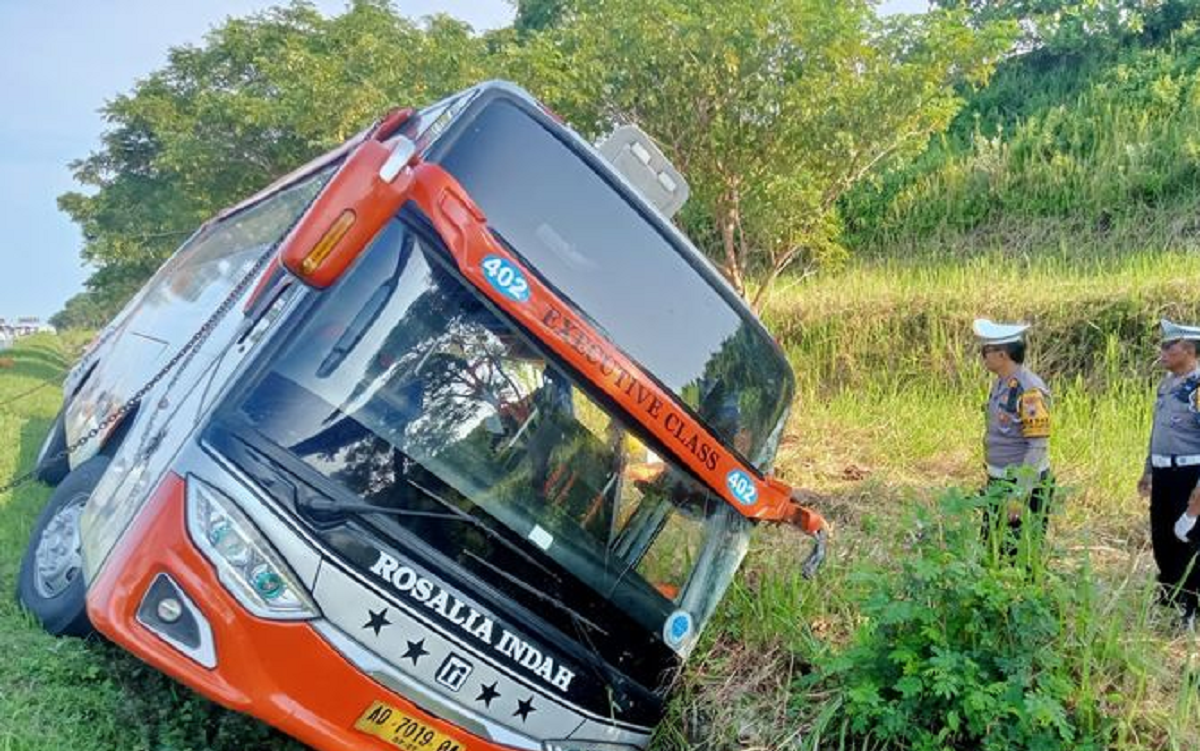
[726,469,758,506]
[664,610,693,649]
[480,255,530,303]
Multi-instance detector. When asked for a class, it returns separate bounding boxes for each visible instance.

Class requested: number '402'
[481,255,530,302]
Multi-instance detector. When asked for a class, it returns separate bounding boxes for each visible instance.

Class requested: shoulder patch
[1019,389,1051,438]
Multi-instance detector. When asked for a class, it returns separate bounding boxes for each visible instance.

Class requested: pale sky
[0,0,926,324]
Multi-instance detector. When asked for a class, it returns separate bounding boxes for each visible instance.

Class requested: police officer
[975,319,1053,541]
[1139,319,1200,623]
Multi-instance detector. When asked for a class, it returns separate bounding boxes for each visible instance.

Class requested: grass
[657,247,1200,749]
[843,24,1200,246]
[4,242,1200,751]
[0,334,305,751]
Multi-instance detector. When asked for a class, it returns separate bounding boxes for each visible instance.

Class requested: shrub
[813,485,1112,751]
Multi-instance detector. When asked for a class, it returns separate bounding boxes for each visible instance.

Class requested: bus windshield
[432,96,794,470]
[228,220,750,649]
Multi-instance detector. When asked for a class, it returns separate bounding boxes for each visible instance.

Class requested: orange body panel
[86,473,519,751]
[278,139,416,288]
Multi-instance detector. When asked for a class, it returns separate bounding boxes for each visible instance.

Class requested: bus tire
[16,456,109,637]
[33,408,70,486]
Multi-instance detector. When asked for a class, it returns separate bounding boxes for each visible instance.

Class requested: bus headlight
[185,476,317,620]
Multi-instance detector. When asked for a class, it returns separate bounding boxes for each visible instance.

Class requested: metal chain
[0,246,278,496]
[0,158,334,498]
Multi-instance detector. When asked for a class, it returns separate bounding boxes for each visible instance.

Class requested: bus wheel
[33,408,70,486]
[16,456,109,637]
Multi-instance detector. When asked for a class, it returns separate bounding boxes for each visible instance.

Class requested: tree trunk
[751,244,806,312]
[718,197,746,298]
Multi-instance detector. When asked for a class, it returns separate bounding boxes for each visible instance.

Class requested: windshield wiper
[296,498,467,521]
[295,477,558,580]
[461,549,606,635]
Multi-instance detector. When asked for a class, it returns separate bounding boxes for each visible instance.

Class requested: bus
[18,81,826,751]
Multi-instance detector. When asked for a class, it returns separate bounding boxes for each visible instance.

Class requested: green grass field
[4,244,1200,750]
[665,250,1200,750]
[0,334,306,751]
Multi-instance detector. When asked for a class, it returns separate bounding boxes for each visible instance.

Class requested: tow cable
[0,243,279,497]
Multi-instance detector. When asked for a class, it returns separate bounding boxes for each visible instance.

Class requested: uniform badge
[1019,389,1051,438]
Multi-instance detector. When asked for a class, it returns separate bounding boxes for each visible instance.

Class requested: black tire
[33,407,70,486]
[17,456,110,637]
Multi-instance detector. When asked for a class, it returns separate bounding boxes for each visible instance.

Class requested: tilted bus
[19,81,825,751]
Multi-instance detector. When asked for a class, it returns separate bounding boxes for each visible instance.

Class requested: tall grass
[763,250,1200,392]
[660,247,1200,749]
[843,24,1200,250]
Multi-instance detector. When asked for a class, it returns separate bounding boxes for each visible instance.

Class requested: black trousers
[1150,465,1200,615]
[981,470,1054,549]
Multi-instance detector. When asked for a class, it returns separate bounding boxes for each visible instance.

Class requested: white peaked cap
[1161,318,1200,342]
[973,318,1030,346]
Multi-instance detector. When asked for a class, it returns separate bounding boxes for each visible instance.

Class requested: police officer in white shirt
[1140,319,1200,623]
[975,319,1053,544]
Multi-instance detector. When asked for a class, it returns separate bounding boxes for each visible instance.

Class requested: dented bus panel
[18,81,825,751]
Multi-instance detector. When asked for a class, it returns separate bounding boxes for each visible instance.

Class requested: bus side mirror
[279,136,420,288]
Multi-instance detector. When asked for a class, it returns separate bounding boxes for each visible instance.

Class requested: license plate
[354,700,467,751]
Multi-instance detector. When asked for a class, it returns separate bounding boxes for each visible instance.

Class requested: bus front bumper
[86,472,513,751]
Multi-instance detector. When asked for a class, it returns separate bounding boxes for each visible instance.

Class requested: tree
[932,0,1171,54]
[58,0,490,320]
[60,0,1016,319]
[49,290,114,331]
[513,0,569,34]
[503,0,1016,309]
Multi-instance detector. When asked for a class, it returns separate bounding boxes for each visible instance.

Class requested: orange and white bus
[19,81,825,751]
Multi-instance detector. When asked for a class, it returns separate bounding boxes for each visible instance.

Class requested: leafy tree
[932,0,1176,53]
[503,0,1015,308]
[59,0,1014,319]
[58,0,489,319]
[513,0,569,34]
[49,290,114,331]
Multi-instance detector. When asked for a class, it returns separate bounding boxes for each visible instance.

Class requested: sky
[0,0,927,324]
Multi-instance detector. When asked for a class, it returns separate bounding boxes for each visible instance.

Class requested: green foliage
[817,486,1109,751]
[59,0,490,321]
[845,3,1200,249]
[932,0,1170,54]
[508,0,1014,307]
[49,290,119,331]
[763,249,1200,393]
[58,0,1014,322]
[654,242,1200,749]
[512,0,568,34]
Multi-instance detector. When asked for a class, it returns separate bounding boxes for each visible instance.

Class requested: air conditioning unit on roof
[598,125,689,218]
